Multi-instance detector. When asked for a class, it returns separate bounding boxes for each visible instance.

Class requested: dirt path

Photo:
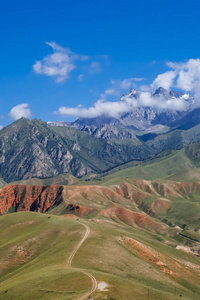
[67,221,97,300]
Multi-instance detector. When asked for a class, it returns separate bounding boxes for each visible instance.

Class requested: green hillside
[166,168,200,181]
[87,143,200,184]
[13,173,78,186]
[0,212,199,299]
[0,213,90,300]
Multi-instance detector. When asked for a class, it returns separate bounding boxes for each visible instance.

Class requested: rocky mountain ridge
[49,87,195,138]
[2,115,200,182]
[0,118,150,182]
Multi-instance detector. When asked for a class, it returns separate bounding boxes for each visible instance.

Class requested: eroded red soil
[0,184,63,214]
[1,180,200,234]
[99,205,166,233]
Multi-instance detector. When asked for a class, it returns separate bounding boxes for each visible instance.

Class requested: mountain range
[0,87,200,183]
[49,86,195,135]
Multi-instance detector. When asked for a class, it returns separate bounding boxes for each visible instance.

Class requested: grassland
[0,212,91,300]
[12,173,78,186]
[86,148,196,184]
[0,211,200,299]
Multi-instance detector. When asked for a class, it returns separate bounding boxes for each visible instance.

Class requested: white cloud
[56,98,135,119]
[33,42,107,82]
[89,61,102,74]
[169,59,200,102]
[111,78,144,89]
[9,104,31,120]
[133,78,145,82]
[139,85,151,92]
[33,42,90,83]
[77,74,84,81]
[55,89,191,119]
[150,58,200,105]
[99,77,145,100]
[135,92,189,111]
[151,71,177,90]
[0,125,3,130]
[105,88,120,96]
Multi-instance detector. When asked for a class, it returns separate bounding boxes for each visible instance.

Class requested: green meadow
[0,212,200,299]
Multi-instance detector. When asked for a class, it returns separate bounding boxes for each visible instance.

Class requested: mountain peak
[129,88,138,93]
[153,87,168,95]
[120,88,141,100]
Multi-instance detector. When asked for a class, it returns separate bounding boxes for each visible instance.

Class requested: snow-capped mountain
[49,87,195,138]
[115,87,194,130]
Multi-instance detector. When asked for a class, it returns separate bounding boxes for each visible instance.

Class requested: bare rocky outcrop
[0,184,63,215]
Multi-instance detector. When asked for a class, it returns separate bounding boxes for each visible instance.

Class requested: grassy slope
[0,212,91,300]
[12,173,78,186]
[80,220,200,300]
[166,168,200,181]
[83,148,195,184]
[95,125,200,182]
[83,141,200,184]
[0,213,199,300]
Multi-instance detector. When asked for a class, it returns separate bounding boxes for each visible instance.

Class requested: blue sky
[0,0,200,127]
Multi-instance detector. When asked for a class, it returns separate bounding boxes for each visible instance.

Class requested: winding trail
[67,221,97,300]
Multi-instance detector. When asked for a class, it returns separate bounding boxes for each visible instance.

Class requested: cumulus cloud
[136,92,189,111]
[0,125,3,130]
[151,58,200,104]
[56,99,135,119]
[55,89,191,119]
[33,42,107,82]
[151,71,177,90]
[9,104,31,120]
[168,59,200,103]
[33,42,79,82]
[33,42,91,83]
